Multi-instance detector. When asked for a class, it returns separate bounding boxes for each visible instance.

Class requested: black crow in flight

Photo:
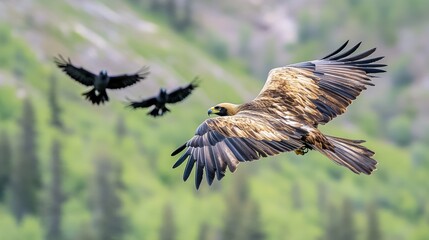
[128,79,199,117]
[54,55,149,105]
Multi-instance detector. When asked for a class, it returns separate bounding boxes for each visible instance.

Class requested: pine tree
[198,223,211,240]
[223,173,265,240]
[10,99,41,222]
[324,203,341,240]
[245,201,266,240]
[0,131,12,201]
[366,201,382,240]
[165,0,178,29]
[48,75,63,129]
[45,139,64,240]
[339,198,356,240]
[92,157,125,240]
[223,174,248,240]
[180,0,194,30]
[159,204,176,240]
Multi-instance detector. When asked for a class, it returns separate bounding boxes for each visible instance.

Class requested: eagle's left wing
[107,66,150,89]
[256,41,386,126]
[172,112,305,189]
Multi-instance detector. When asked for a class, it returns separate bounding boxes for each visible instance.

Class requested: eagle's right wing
[171,112,305,189]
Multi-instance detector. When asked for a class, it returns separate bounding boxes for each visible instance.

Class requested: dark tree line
[0,76,128,240]
[320,194,382,240]
[45,139,65,240]
[222,174,266,240]
[92,156,126,240]
[159,204,177,240]
[10,98,41,222]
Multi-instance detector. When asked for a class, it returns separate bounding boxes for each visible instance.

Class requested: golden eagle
[172,41,386,189]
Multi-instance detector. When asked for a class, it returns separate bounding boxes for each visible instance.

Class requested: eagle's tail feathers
[315,135,377,174]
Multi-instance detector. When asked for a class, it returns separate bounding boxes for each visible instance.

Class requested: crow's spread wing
[166,79,199,104]
[54,55,96,86]
[108,66,150,89]
[127,96,158,109]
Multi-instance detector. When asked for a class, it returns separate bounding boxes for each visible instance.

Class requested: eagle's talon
[295,146,309,155]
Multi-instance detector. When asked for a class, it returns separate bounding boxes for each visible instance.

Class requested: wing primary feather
[203,147,216,185]
[353,64,387,68]
[363,68,386,74]
[195,159,204,189]
[172,148,191,168]
[183,153,196,181]
[341,48,376,62]
[215,144,229,176]
[329,42,362,61]
[352,56,384,65]
[172,143,187,156]
[211,145,225,180]
[322,41,349,59]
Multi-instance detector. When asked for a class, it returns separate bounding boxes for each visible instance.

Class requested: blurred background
[0,0,428,239]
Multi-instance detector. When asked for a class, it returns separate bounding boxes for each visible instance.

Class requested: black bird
[54,55,149,105]
[128,79,199,117]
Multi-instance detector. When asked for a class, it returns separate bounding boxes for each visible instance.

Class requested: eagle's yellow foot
[295,146,309,155]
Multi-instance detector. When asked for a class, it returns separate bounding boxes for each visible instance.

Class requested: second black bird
[54,55,149,105]
[128,79,199,117]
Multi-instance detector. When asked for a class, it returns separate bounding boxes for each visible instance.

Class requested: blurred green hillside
[0,0,428,240]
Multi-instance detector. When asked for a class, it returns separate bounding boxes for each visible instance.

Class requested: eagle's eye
[214,106,221,110]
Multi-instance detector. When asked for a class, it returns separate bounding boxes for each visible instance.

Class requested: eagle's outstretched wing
[166,79,199,104]
[172,112,305,189]
[256,41,386,126]
[54,55,95,86]
[107,66,150,89]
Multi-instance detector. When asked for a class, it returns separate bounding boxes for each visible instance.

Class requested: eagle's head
[208,103,239,116]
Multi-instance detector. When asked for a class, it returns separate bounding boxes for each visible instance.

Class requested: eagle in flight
[128,79,199,117]
[172,41,386,189]
[54,55,149,105]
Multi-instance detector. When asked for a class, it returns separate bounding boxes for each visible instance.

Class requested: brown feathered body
[172,41,385,189]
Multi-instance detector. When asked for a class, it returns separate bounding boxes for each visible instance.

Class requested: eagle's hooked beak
[208,107,218,116]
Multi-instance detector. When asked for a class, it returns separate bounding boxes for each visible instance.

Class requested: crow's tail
[82,88,109,105]
[148,106,170,117]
